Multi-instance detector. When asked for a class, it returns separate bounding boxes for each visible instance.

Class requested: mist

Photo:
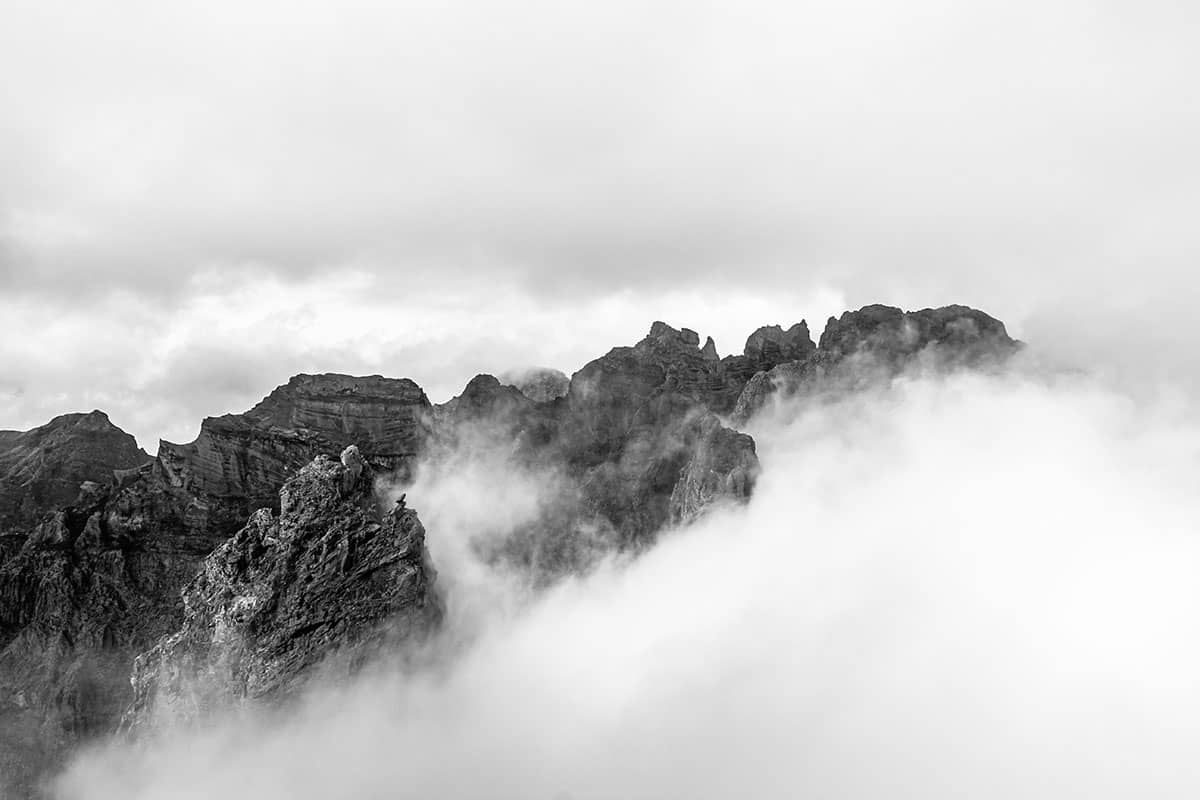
[50,360,1200,799]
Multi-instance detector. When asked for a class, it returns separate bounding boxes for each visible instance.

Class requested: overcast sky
[3,0,1198,447]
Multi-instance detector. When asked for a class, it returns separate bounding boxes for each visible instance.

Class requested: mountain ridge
[0,303,1018,797]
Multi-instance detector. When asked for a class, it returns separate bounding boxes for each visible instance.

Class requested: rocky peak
[817,304,1016,366]
[743,322,815,365]
[244,373,431,459]
[0,410,149,536]
[126,447,440,730]
[460,373,529,407]
[154,372,433,528]
[499,367,570,403]
[734,304,1021,420]
[0,301,1021,796]
[640,321,702,353]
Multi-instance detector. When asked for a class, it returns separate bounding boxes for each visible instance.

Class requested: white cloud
[54,367,1200,799]
[3,0,1199,435]
[0,271,843,447]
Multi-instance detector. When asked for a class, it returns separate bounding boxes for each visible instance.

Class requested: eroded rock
[733,305,1020,421]
[126,453,440,731]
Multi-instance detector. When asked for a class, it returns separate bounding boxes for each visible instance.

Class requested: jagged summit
[154,372,431,522]
[0,409,149,536]
[126,447,440,730]
[438,373,534,422]
[744,322,815,363]
[0,303,1019,796]
[643,320,703,350]
[734,304,1020,420]
[817,304,1013,360]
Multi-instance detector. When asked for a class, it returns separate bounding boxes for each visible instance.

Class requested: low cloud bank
[54,367,1200,799]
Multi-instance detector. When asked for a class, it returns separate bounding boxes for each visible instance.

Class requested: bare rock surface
[157,373,430,517]
[733,305,1020,421]
[125,448,439,731]
[0,304,1016,797]
[432,321,772,567]
[0,411,149,545]
[0,376,432,797]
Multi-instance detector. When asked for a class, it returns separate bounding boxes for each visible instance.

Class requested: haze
[57,368,1200,799]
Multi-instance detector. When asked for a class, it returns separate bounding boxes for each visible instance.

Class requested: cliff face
[0,304,1019,797]
[555,322,763,544]
[432,323,774,569]
[733,305,1019,421]
[0,411,149,548]
[0,375,433,797]
[125,447,440,731]
[157,373,431,519]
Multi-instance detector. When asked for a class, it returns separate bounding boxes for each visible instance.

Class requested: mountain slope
[0,304,1019,797]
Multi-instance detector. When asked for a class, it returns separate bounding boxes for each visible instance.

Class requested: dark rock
[558,333,760,544]
[124,451,440,730]
[0,411,150,540]
[438,374,537,424]
[429,323,768,567]
[0,375,433,796]
[157,373,430,516]
[733,304,1020,421]
[0,304,1018,796]
[743,322,815,366]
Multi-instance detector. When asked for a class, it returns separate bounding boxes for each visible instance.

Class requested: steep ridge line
[0,304,1018,797]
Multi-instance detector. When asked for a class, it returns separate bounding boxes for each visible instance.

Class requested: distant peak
[644,321,701,349]
[743,322,814,363]
[462,373,504,393]
[499,367,569,402]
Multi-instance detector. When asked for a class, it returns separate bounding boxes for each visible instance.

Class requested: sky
[3,0,1199,447]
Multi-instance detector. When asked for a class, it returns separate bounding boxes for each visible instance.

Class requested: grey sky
[2,0,1198,446]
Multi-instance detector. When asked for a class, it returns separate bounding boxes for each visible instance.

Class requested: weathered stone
[125,454,440,731]
[0,304,1018,797]
[732,304,1020,421]
[0,411,149,540]
[0,375,434,796]
[743,322,815,366]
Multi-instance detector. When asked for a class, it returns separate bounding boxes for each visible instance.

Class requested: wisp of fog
[54,367,1200,799]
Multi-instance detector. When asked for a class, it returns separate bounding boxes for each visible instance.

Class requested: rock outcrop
[125,447,440,730]
[0,304,1019,797]
[0,411,149,550]
[555,324,762,544]
[499,367,571,403]
[156,373,430,526]
[432,321,772,565]
[0,375,432,797]
[733,305,1020,421]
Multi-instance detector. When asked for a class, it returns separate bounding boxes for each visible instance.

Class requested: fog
[52,362,1200,799]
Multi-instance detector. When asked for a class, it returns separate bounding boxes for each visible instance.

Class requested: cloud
[53,365,1200,799]
[3,0,1199,438]
[0,269,844,447]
